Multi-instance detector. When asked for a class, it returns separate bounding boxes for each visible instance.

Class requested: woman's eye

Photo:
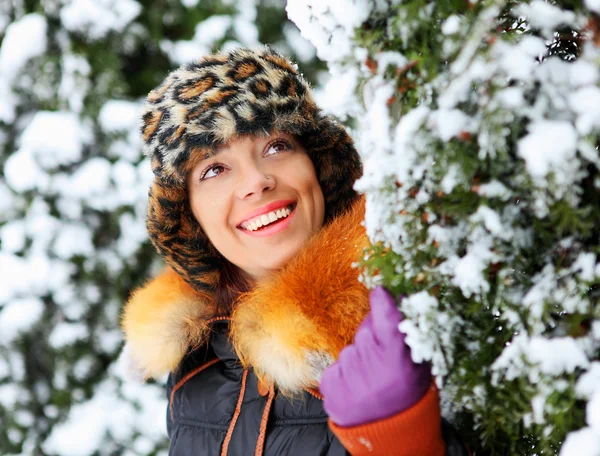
[201,164,225,180]
[265,140,291,156]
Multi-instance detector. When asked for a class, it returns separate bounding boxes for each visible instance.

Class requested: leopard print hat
[142,46,362,293]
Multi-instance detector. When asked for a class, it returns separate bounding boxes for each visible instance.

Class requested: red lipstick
[238,199,296,226]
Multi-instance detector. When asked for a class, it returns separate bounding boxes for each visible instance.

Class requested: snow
[117,213,148,257]
[493,334,590,384]
[97,330,123,354]
[73,356,95,381]
[43,358,167,455]
[398,291,457,381]
[18,111,87,170]
[528,337,589,375]
[589,391,600,430]
[442,227,497,298]
[586,0,600,15]
[60,0,141,40]
[440,165,462,194]
[517,120,578,180]
[99,100,141,133]
[471,206,504,237]
[14,409,34,427]
[233,17,259,46]
[112,160,139,204]
[317,66,361,120]
[195,15,232,45]
[0,254,27,303]
[43,380,136,455]
[569,86,600,135]
[477,180,511,200]
[0,220,26,253]
[0,383,24,408]
[441,15,461,35]
[53,224,95,260]
[496,36,546,82]
[560,427,600,456]
[495,87,525,109]
[449,251,490,297]
[515,1,576,38]
[427,224,464,258]
[4,149,47,193]
[572,253,597,282]
[569,60,600,88]
[428,109,473,141]
[161,9,267,66]
[287,0,370,62]
[59,157,112,200]
[593,321,600,340]
[0,9,9,35]
[49,323,89,349]
[160,40,210,67]
[522,265,558,334]
[0,13,47,78]
[0,298,45,344]
[0,14,48,122]
[392,105,430,182]
[399,320,435,364]
[59,53,92,114]
[375,52,408,75]
[282,23,316,63]
[531,394,546,425]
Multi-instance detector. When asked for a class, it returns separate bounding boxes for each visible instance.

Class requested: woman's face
[188,133,325,281]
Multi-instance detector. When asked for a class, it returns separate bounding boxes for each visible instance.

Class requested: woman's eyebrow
[198,147,224,161]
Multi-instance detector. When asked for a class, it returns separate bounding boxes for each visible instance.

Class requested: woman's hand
[319,286,431,427]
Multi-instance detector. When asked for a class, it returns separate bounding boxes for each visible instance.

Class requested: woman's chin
[244,248,302,280]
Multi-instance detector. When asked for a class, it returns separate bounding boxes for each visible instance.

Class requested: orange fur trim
[121,198,370,388]
[230,198,370,394]
[121,267,215,379]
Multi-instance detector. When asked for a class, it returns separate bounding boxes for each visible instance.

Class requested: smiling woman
[187,133,324,281]
[121,46,468,456]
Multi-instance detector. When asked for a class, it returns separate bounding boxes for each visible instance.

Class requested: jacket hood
[121,198,370,394]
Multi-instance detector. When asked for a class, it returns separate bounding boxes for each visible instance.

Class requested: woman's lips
[239,204,296,238]
[238,199,296,226]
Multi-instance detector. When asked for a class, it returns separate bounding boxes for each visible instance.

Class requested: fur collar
[121,199,370,394]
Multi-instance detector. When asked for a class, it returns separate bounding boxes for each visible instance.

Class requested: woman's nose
[235,164,275,199]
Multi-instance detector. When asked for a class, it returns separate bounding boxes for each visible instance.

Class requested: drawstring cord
[255,382,276,456]
[169,316,230,421]
[221,368,249,456]
[205,315,231,325]
[169,358,221,420]
[304,387,324,401]
[254,386,321,455]
[172,317,321,456]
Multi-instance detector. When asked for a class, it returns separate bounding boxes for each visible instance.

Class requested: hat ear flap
[147,180,222,293]
[302,117,363,223]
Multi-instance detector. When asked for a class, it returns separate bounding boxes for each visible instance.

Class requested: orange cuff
[328,384,445,456]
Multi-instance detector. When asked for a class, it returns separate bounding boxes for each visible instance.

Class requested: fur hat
[142,46,362,294]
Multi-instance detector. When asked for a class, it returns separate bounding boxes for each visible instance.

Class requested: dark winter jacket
[122,200,469,455]
[166,320,468,455]
[166,320,350,455]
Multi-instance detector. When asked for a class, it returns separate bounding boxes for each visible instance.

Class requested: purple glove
[319,286,431,427]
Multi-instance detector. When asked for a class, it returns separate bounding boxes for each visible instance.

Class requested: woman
[122,46,468,455]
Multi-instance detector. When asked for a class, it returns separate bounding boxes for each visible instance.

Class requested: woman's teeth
[242,206,292,231]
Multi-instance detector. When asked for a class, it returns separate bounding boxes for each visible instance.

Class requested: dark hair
[214,260,253,315]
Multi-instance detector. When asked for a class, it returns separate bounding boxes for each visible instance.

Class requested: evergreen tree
[0,1,320,454]
[289,0,600,454]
